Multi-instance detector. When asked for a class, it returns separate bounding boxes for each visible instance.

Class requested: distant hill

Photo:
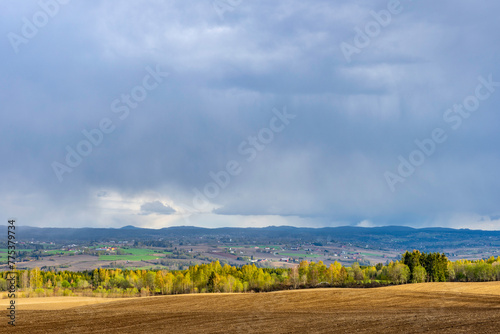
[120,225,139,229]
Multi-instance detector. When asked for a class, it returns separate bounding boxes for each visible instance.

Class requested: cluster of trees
[401,251,500,283]
[0,262,289,297]
[1,251,499,298]
[401,250,449,282]
[450,257,500,282]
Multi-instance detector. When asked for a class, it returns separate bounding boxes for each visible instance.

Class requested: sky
[1,0,499,230]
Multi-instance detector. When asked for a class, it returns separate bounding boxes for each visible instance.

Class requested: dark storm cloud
[0,0,499,229]
[140,201,175,215]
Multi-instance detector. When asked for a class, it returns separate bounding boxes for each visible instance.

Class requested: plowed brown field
[3,282,500,333]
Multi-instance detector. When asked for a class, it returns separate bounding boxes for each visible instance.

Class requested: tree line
[1,251,499,297]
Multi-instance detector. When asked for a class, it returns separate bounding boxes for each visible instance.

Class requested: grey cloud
[140,201,176,215]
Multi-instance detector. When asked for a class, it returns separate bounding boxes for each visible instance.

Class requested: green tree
[412,265,427,283]
[207,272,217,293]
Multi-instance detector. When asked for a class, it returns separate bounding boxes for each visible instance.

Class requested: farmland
[98,248,165,262]
[0,249,32,264]
[276,252,321,258]
[4,282,500,333]
[98,255,163,261]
